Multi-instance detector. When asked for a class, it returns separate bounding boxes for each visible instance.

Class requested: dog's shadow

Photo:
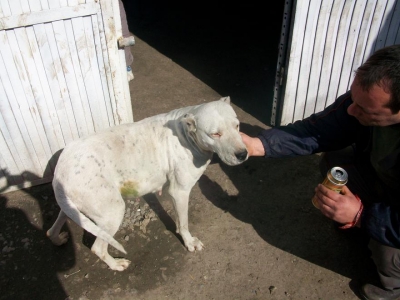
[143,193,183,241]
[0,167,75,299]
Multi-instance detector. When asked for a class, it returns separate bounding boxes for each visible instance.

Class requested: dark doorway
[123,1,285,125]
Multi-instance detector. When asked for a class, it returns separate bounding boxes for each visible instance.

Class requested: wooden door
[0,0,133,193]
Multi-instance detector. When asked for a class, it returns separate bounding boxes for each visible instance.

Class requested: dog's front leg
[168,187,204,252]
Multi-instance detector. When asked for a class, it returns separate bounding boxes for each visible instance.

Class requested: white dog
[47,96,248,271]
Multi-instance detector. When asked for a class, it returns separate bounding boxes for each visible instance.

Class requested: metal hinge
[118,36,135,48]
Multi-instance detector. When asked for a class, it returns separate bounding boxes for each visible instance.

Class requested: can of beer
[312,166,348,209]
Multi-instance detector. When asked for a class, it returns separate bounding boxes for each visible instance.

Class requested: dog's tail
[57,195,127,254]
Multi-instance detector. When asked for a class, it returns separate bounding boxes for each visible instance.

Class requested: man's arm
[245,92,363,158]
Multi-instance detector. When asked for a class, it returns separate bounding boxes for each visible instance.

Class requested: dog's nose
[235,150,248,161]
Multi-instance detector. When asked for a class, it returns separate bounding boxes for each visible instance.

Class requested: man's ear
[182,113,197,132]
[220,96,231,104]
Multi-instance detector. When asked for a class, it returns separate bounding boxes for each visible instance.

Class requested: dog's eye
[211,133,222,138]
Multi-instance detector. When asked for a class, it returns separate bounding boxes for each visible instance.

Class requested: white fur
[47,96,248,271]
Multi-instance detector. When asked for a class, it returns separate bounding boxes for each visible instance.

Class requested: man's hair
[355,44,400,113]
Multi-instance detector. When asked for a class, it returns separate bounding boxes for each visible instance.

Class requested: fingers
[239,132,250,142]
[315,184,337,204]
[314,185,334,210]
[239,133,265,157]
[314,184,342,216]
[316,183,346,199]
[314,184,361,224]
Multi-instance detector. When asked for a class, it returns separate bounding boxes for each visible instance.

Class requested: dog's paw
[109,258,131,271]
[186,237,204,252]
[47,231,69,246]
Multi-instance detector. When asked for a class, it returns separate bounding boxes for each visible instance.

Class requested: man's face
[347,76,400,126]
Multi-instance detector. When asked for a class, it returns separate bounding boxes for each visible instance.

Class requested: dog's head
[181,96,248,166]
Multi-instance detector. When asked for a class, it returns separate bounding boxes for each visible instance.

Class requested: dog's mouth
[219,149,248,166]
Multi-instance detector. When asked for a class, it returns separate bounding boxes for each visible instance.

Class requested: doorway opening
[123,1,286,125]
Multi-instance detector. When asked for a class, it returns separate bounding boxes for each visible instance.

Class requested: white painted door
[272,0,400,126]
[0,0,133,193]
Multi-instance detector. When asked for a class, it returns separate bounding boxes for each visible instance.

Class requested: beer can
[312,166,348,209]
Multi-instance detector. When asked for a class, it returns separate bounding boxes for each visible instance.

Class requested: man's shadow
[0,151,75,299]
[199,122,379,292]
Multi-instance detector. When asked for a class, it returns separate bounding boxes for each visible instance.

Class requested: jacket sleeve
[258,91,363,158]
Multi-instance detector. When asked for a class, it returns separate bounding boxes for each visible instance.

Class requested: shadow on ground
[199,123,379,288]
[0,184,75,299]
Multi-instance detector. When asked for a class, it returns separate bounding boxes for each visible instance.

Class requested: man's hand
[313,185,362,227]
[240,132,265,157]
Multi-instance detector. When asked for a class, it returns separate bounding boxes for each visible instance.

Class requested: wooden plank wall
[278,0,400,125]
[0,0,132,193]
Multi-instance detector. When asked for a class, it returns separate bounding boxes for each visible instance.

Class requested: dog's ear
[220,96,231,104]
[182,113,197,132]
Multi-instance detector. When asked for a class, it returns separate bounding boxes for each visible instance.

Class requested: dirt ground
[1,2,381,300]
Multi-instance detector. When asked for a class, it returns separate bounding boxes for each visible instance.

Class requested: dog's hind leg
[90,191,131,271]
[91,238,131,271]
[47,210,69,246]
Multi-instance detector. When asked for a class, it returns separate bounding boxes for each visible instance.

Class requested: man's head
[348,44,400,126]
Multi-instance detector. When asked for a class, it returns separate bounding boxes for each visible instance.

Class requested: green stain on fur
[120,181,139,197]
